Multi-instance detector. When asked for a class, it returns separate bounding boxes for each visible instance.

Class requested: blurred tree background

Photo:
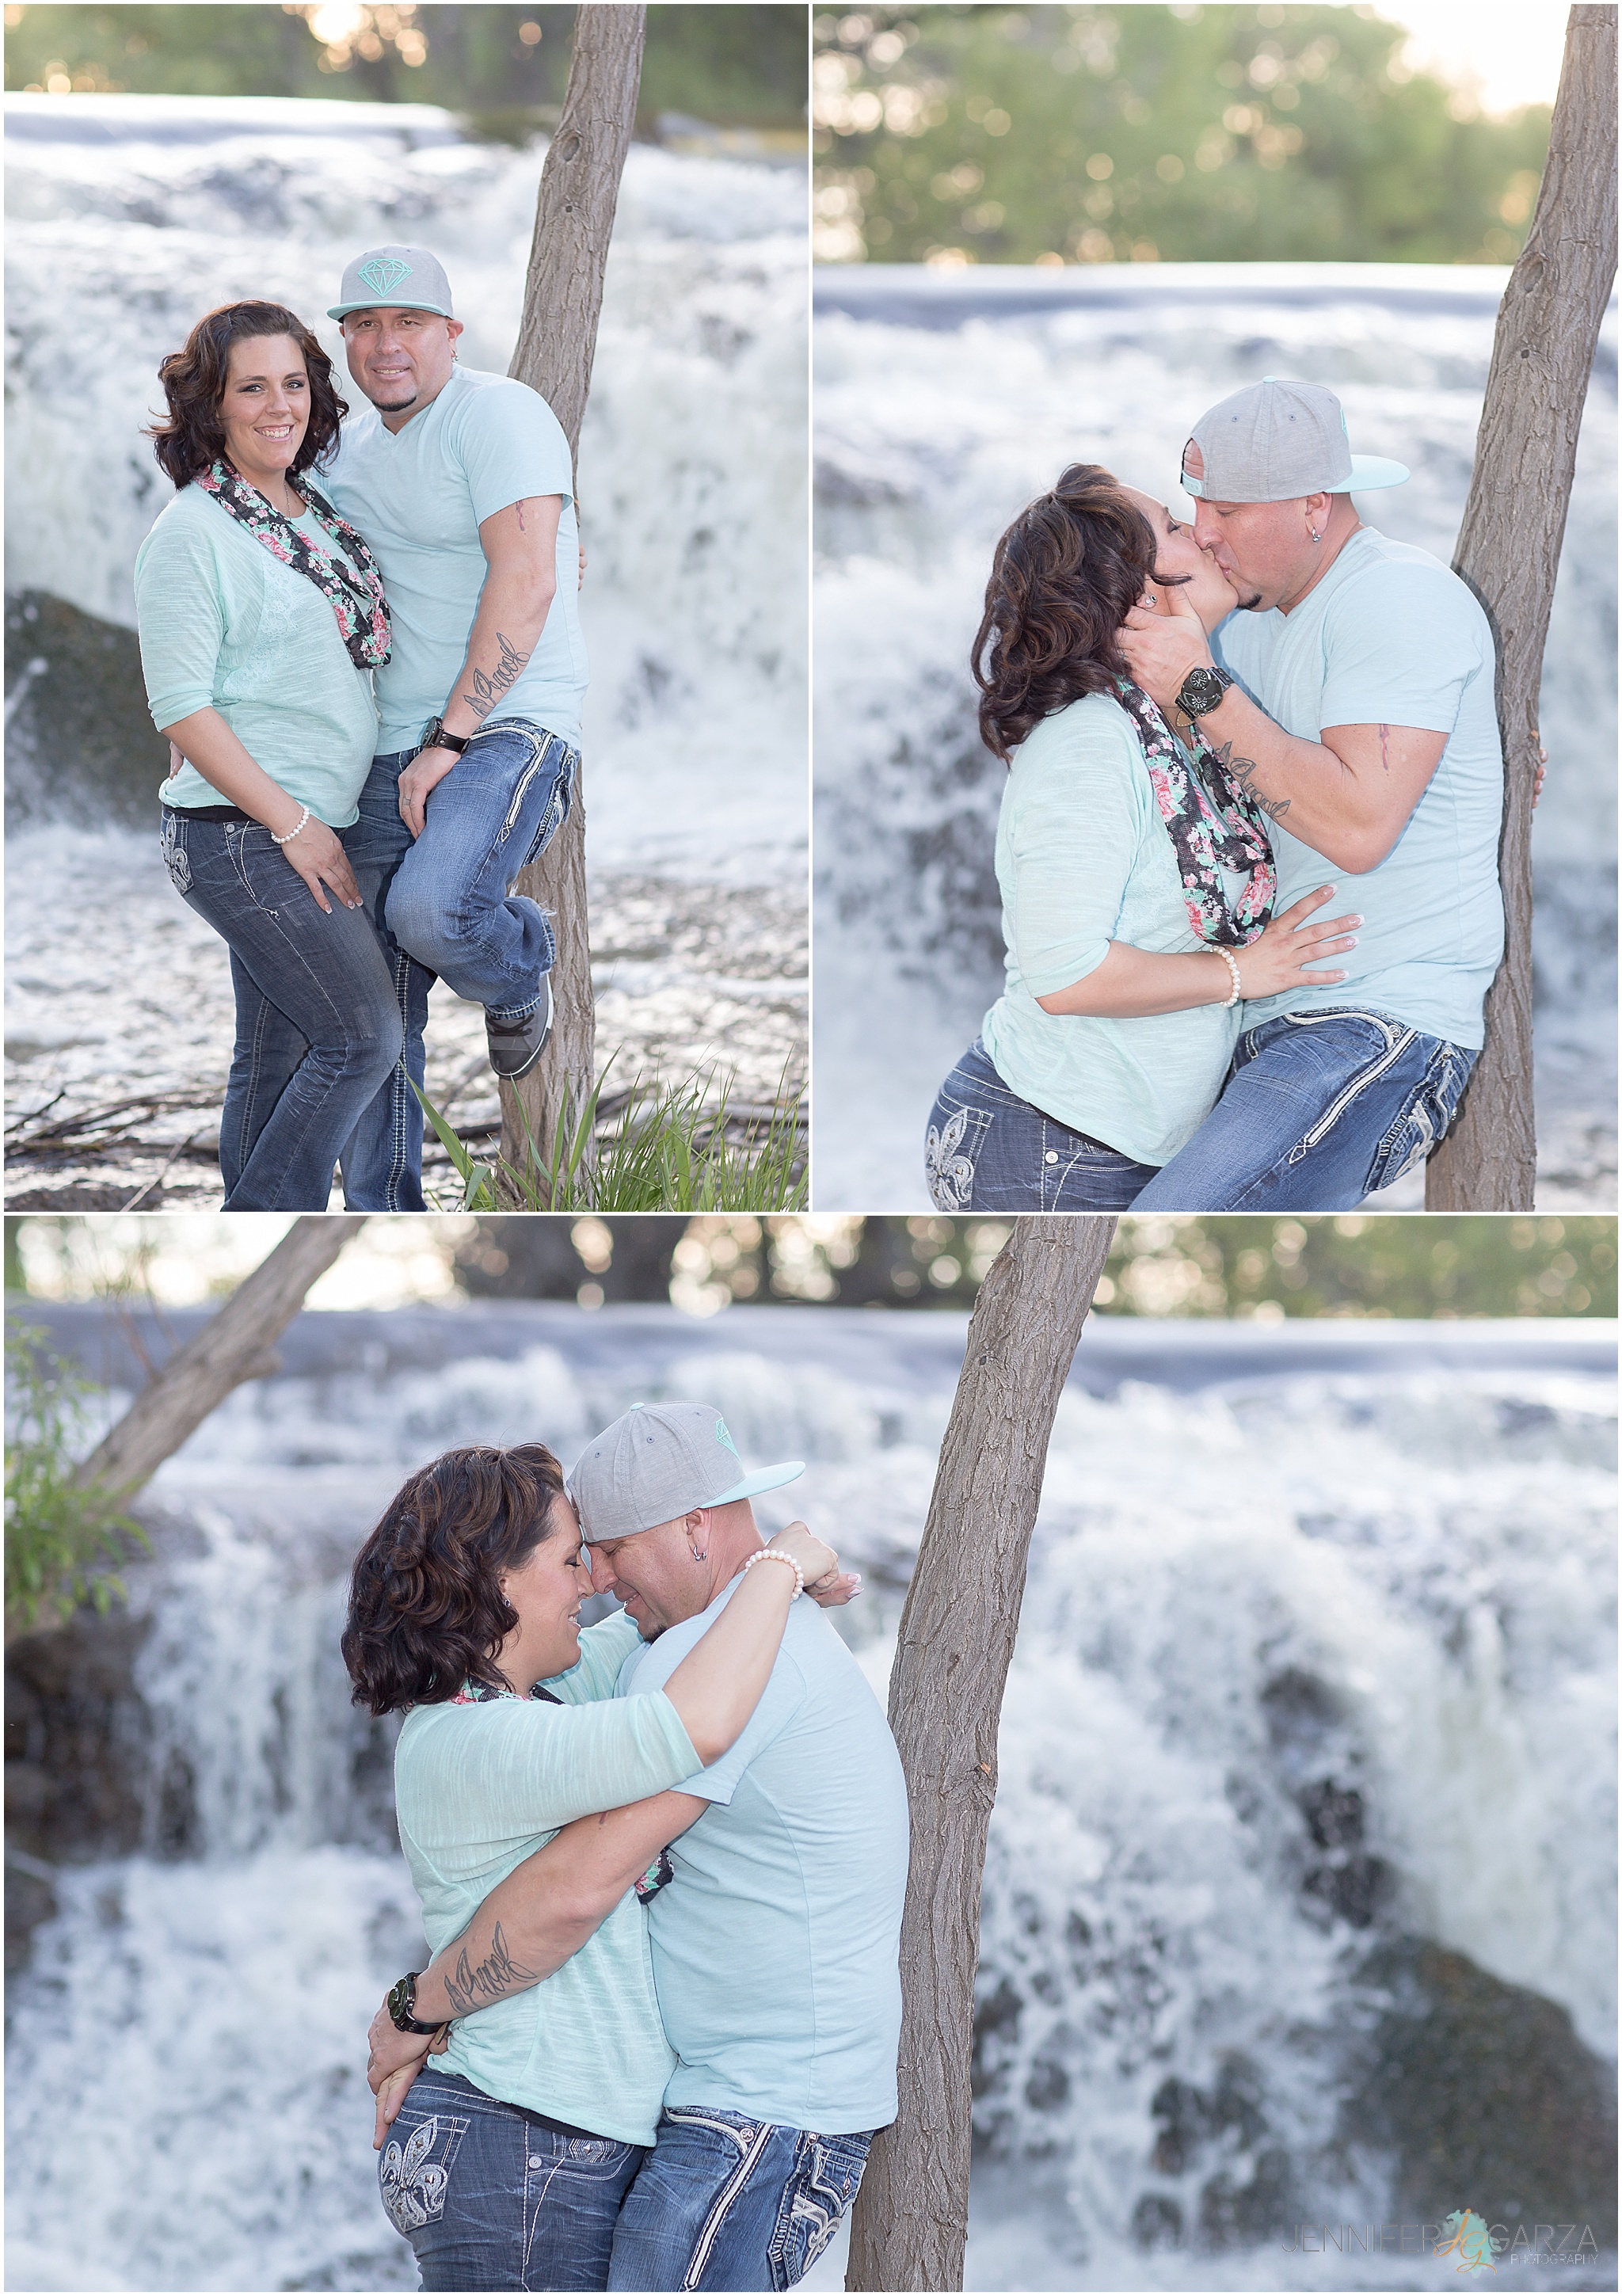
[4,3,809,133]
[812,3,1552,265]
[7,1215,1614,1319]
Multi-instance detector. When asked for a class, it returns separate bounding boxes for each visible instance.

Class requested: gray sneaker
[485,976,553,1081]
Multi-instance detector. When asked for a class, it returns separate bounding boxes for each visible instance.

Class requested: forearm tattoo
[461,630,531,724]
[439,1921,545,2017]
[1208,736,1292,823]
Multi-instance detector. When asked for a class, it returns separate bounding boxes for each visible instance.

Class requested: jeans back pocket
[379,2110,468,2236]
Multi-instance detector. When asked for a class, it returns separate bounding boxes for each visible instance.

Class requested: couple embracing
[928,377,1517,1213]
[136,246,579,1211]
[348,1401,908,2292]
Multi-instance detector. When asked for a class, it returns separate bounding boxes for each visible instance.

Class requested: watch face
[1180,668,1227,712]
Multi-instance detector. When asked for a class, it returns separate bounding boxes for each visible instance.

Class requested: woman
[924,463,1361,1211]
[341,1441,840,2292]
[135,299,397,1210]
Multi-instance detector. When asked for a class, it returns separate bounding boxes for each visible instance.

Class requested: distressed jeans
[158,806,402,1211]
[925,1039,1159,1211]
[378,2068,642,2292]
[607,2106,874,2292]
[1132,1006,1478,1210]
[337,718,577,1211]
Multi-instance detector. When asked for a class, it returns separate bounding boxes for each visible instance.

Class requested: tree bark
[1426,5,1617,1208]
[499,6,646,1196]
[72,1216,366,1501]
[845,1216,1118,2293]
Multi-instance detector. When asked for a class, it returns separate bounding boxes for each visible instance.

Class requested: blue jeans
[378,2069,643,2292]
[1133,1006,1478,1210]
[925,1040,1159,1210]
[158,807,402,1211]
[337,719,577,1211]
[607,2107,874,2292]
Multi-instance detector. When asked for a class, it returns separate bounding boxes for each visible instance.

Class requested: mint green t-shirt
[133,484,379,826]
[324,365,587,753]
[393,1616,696,2145]
[980,691,1244,1167]
[1213,527,1503,1050]
[618,1583,909,2134]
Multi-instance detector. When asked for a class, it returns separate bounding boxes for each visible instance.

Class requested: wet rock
[1131,2193,1183,2250]
[6,1848,58,1974]
[4,591,169,828]
[1198,2144,1296,2248]
[6,1611,154,1861]
[1344,1937,1617,2251]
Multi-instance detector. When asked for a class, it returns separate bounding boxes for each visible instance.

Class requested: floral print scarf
[1114,675,1274,946]
[195,457,391,668]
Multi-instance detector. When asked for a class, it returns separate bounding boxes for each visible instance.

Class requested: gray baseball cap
[569,1403,805,1543]
[1182,377,1408,504]
[328,245,455,321]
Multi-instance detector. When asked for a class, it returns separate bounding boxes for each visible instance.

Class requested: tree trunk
[499,5,647,1197]
[72,1216,366,1501]
[1426,5,1617,1209]
[846,1216,1118,2293]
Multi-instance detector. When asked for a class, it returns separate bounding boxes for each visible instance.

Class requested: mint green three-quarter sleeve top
[392,1615,696,2144]
[133,483,380,826]
[980,691,1243,1167]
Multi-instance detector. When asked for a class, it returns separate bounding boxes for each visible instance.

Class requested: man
[322,244,586,1210]
[1120,376,1504,1209]
[367,1402,909,2290]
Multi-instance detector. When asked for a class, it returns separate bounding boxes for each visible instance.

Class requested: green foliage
[673,1213,1617,1313]
[5,1323,147,1639]
[5,4,809,128]
[813,5,1552,265]
[413,1064,808,1213]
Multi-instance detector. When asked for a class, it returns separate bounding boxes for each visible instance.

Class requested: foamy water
[6,1308,1613,2291]
[811,266,1619,1209]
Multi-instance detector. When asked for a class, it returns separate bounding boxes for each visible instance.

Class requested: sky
[1380,0,1572,114]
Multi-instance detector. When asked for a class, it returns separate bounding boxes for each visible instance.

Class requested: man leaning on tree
[1119,376,1505,1210]
[323,244,585,1211]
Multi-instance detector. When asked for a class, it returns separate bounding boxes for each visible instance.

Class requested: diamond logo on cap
[358,255,412,296]
[715,1417,741,1459]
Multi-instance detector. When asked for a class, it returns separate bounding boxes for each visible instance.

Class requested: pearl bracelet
[1213,945,1243,1009]
[743,1548,804,1601]
[270,805,310,847]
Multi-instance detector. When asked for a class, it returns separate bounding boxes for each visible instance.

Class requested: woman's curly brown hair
[973,463,1189,762]
[342,1443,571,1717]
[147,300,347,489]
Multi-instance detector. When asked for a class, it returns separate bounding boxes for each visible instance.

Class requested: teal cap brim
[710,1460,805,1507]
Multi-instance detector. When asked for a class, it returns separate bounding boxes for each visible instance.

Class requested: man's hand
[397,744,461,840]
[808,1569,862,1609]
[1118,585,1215,716]
[367,1997,446,2149]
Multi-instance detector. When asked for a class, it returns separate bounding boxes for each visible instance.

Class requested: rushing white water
[811,265,1619,1209]
[4,92,808,885]
[6,1307,1613,2292]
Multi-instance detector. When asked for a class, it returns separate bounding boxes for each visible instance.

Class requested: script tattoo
[461,630,531,724]
[1207,736,1292,824]
[440,1921,545,2017]
[1378,722,1391,772]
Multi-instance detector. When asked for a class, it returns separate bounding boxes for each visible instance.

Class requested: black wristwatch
[386,1971,443,2035]
[417,717,470,759]
[1175,665,1236,718]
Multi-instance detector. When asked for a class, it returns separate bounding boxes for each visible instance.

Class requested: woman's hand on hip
[278,813,364,915]
[1230,885,1361,1000]
[766,1521,840,1593]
